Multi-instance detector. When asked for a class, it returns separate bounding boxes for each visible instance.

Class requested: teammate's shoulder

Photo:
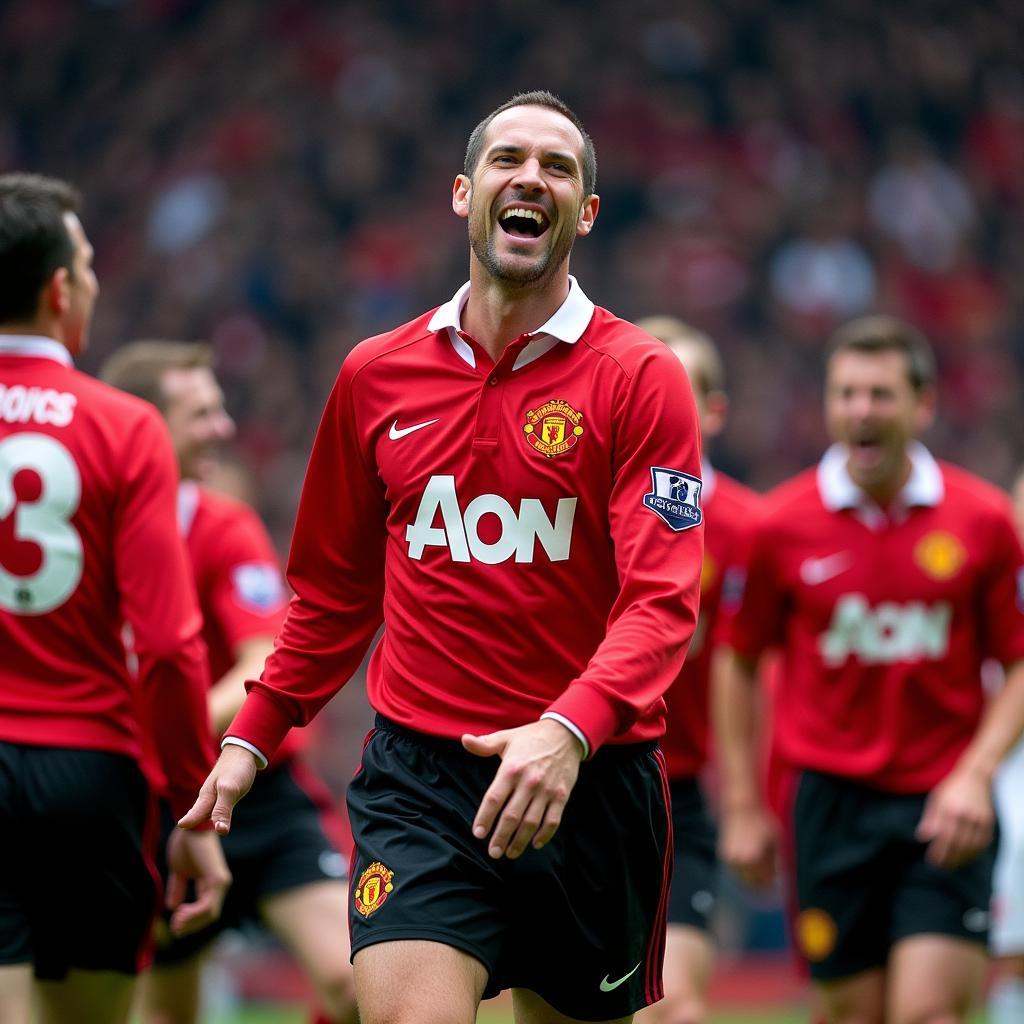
[194,484,260,525]
[761,468,822,520]
[70,368,166,428]
[340,310,436,378]
[712,470,762,509]
[938,461,1014,515]
[579,307,687,378]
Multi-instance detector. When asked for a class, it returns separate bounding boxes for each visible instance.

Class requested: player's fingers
[532,799,565,850]
[462,730,509,759]
[164,870,186,911]
[177,787,217,831]
[472,770,515,842]
[486,786,534,859]
[505,796,549,859]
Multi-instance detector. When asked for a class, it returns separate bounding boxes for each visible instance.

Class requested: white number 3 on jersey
[0,433,83,614]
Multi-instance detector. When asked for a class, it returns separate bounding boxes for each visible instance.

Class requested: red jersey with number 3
[0,335,214,816]
[662,468,759,779]
[728,443,1024,792]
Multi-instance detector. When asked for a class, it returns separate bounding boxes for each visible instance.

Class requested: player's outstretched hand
[163,828,232,937]
[177,743,259,836]
[463,719,584,860]
[719,803,778,888]
[916,767,994,869]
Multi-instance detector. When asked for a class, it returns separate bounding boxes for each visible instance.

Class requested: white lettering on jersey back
[819,593,952,667]
[406,474,577,564]
[0,384,77,427]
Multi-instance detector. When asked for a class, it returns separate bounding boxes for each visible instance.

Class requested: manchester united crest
[523,400,584,458]
[354,861,394,918]
[796,908,837,962]
[914,531,966,581]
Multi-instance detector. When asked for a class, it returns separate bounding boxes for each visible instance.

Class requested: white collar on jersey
[817,441,944,519]
[427,275,595,370]
[177,480,201,537]
[0,334,73,366]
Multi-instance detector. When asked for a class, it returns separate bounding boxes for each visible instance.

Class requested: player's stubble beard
[469,192,579,289]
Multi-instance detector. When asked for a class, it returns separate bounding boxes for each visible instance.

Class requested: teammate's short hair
[464,90,597,198]
[100,340,214,411]
[0,173,80,324]
[826,315,936,393]
[636,316,725,398]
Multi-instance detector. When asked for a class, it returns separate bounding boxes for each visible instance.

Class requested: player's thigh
[816,968,886,1024]
[887,934,986,1024]
[36,969,136,1024]
[135,954,205,1024]
[353,939,487,1024]
[512,986,633,1024]
[0,964,32,1024]
[260,879,353,1001]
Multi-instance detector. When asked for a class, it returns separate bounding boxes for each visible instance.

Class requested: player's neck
[0,316,72,353]
[460,264,571,364]
[853,453,913,510]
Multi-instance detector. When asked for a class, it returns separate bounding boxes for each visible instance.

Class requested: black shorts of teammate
[153,758,347,965]
[791,769,997,981]
[666,777,718,933]
[347,716,673,1023]
[0,742,158,980]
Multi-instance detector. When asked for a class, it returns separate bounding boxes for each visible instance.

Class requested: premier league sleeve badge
[643,467,703,532]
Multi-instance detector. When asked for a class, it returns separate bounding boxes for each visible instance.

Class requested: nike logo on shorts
[389,418,439,440]
[599,962,642,992]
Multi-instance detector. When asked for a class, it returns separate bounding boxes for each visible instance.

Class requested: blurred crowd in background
[4,0,1024,898]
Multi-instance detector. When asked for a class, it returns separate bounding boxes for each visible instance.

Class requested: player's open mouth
[498,206,550,239]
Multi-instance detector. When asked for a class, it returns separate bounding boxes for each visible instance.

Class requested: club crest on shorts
[796,908,837,962]
[354,861,394,918]
[523,399,584,458]
[643,467,703,531]
[913,531,966,581]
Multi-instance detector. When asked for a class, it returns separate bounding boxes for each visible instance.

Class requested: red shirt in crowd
[0,335,214,816]
[229,279,704,762]
[661,466,759,780]
[729,442,1024,793]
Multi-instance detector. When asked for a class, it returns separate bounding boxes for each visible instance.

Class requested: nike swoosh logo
[599,962,642,993]
[800,552,852,586]
[388,418,439,440]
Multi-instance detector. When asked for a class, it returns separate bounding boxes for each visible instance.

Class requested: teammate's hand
[163,828,232,937]
[177,743,259,835]
[916,767,994,869]
[462,719,584,860]
[719,803,778,888]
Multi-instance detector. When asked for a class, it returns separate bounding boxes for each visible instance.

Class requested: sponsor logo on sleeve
[643,467,702,532]
[231,562,287,613]
[523,399,584,458]
[354,861,394,918]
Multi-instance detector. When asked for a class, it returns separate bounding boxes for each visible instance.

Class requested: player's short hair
[636,315,725,397]
[100,340,214,410]
[464,90,597,197]
[0,173,81,324]
[826,315,936,393]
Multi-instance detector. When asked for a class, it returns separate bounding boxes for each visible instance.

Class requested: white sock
[989,977,1024,1024]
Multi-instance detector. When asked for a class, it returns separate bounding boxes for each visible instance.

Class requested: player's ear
[43,267,70,316]
[576,193,599,237]
[453,175,472,219]
[913,386,937,433]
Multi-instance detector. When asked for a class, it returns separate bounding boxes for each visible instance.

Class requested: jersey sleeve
[978,505,1024,666]
[207,504,288,655]
[544,344,704,753]
[114,409,215,818]
[725,513,786,661]
[226,359,387,760]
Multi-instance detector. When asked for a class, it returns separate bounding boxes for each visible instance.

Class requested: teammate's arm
[713,647,777,887]
[207,636,275,735]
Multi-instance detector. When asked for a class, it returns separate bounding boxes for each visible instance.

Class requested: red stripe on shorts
[644,747,674,1004]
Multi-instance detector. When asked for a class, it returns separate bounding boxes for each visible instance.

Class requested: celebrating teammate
[0,175,229,1024]
[716,315,1024,1024]
[181,91,705,1024]
[633,317,759,1024]
[101,341,357,1024]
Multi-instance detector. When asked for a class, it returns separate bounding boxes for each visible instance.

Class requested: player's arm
[115,409,230,930]
[465,344,703,859]
[181,360,386,833]
[208,636,275,735]
[713,646,777,887]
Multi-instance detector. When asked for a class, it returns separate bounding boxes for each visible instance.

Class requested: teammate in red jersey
[0,175,229,1024]
[716,315,1024,1024]
[181,91,704,1024]
[632,317,759,1024]
[102,341,357,1024]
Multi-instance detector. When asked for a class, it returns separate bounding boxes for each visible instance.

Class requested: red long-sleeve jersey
[0,335,214,817]
[230,280,704,759]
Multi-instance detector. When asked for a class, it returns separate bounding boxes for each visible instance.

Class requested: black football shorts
[347,716,673,1022]
[666,776,718,933]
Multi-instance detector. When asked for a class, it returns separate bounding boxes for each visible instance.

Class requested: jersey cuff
[545,683,620,757]
[221,736,269,769]
[540,712,590,759]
